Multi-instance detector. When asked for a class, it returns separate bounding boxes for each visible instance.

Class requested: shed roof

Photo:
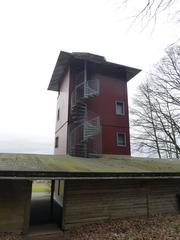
[48,51,141,91]
[0,153,180,180]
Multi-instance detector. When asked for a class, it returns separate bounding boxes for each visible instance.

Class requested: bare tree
[131,82,162,158]
[116,0,180,31]
[131,45,180,158]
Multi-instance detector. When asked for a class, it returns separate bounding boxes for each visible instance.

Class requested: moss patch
[0,153,180,173]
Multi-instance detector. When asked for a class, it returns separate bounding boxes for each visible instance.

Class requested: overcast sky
[0,0,179,154]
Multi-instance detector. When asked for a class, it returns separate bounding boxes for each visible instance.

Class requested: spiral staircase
[68,78,101,157]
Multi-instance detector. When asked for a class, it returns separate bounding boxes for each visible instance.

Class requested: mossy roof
[0,153,180,179]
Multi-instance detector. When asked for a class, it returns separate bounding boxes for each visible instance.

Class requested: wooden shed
[0,180,31,233]
[0,153,180,232]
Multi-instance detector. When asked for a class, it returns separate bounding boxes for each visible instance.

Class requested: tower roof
[48,51,141,91]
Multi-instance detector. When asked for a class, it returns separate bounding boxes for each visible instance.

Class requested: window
[117,133,126,147]
[55,137,59,148]
[116,101,125,115]
[57,108,60,121]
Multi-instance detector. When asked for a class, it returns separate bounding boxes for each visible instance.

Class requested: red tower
[48,51,140,157]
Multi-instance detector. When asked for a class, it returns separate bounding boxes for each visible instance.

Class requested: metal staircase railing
[71,79,100,110]
[68,121,86,157]
[84,117,100,141]
[68,116,101,157]
[69,78,101,157]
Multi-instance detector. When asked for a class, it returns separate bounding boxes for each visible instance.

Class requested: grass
[32,182,50,193]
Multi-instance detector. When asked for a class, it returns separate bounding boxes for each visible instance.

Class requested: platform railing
[68,116,101,157]
[71,79,100,110]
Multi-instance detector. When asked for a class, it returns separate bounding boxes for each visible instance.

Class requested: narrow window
[55,137,59,148]
[116,101,125,115]
[57,108,60,121]
[117,133,126,147]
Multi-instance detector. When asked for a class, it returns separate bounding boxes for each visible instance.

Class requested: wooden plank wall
[0,180,32,233]
[147,180,178,215]
[62,179,180,229]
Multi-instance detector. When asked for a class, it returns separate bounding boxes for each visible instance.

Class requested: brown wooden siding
[147,181,178,215]
[0,180,32,233]
[62,179,180,229]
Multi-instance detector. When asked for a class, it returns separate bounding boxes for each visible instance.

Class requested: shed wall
[0,180,32,233]
[62,179,180,229]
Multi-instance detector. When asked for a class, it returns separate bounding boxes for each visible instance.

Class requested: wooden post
[50,180,55,221]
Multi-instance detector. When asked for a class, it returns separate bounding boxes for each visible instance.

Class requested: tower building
[48,51,140,157]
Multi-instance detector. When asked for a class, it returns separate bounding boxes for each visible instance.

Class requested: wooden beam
[50,180,55,221]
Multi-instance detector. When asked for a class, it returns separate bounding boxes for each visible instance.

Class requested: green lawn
[32,182,50,193]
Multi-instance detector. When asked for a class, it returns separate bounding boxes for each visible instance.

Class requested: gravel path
[65,214,180,240]
[1,214,180,240]
[0,233,22,240]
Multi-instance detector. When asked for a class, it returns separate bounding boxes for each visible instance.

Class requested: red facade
[48,52,140,157]
[87,73,130,155]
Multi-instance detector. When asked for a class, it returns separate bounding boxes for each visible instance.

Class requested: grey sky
[0,0,179,154]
